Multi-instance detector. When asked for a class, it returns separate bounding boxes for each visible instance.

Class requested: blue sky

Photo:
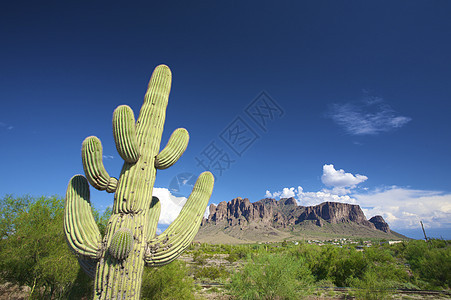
[1,1,450,239]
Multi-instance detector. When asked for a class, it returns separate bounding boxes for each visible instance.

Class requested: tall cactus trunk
[94,214,148,299]
[64,65,214,299]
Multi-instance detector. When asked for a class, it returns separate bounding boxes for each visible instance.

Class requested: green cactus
[64,65,214,299]
[109,228,134,260]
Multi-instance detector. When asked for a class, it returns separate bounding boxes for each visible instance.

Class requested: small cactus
[109,228,134,260]
[64,65,214,299]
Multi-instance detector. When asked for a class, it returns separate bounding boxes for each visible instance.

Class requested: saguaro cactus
[64,65,214,299]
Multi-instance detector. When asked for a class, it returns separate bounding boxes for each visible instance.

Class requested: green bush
[141,260,195,300]
[307,245,342,283]
[226,246,250,263]
[193,265,228,281]
[401,239,450,289]
[347,264,400,300]
[96,205,112,236]
[228,253,314,299]
[332,248,368,287]
[0,195,88,299]
[192,250,211,265]
[416,245,451,288]
[225,252,240,263]
[0,195,114,299]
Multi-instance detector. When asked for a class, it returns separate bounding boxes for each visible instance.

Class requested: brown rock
[369,215,391,233]
[202,197,391,233]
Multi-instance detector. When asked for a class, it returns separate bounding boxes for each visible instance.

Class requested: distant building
[389,240,402,245]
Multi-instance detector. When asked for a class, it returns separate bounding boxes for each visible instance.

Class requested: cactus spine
[64,65,214,299]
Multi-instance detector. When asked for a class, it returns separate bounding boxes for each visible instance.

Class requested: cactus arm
[144,171,214,266]
[64,175,102,259]
[82,136,118,193]
[113,105,140,163]
[155,128,189,170]
[147,196,161,239]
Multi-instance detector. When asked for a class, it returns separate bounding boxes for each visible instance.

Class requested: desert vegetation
[1,195,450,299]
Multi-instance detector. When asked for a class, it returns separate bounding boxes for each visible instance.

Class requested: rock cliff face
[298,202,375,228]
[202,197,389,233]
[369,215,391,233]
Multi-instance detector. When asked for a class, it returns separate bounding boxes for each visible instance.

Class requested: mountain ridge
[196,197,401,244]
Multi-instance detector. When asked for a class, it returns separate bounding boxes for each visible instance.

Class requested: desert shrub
[401,240,428,270]
[196,242,225,254]
[225,252,240,263]
[332,248,368,287]
[0,195,112,299]
[415,245,450,289]
[306,245,341,283]
[0,194,32,239]
[141,260,195,300]
[401,239,450,289]
[226,246,251,263]
[289,243,321,263]
[192,250,211,264]
[0,195,86,299]
[96,205,112,236]
[220,244,233,253]
[193,265,228,280]
[228,253,314,299]
[364,245,396,264]
[347,264,402,300]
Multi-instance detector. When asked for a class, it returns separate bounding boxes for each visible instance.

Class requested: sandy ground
[0,282,29,300]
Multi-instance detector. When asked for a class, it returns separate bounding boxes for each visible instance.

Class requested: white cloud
[264,164,450,230]
[103,155,114,160]
[321,164,367,193]
[267,188,297,199]
[204,205,210,219]
[327,97,411,135]
[354,187,451,230]
[296,186,356,206]
[265,185,355,207]
[203,203,218,219]
[264,185,451,230]
[281,187,296,198]
[266,165,366,205]
[152,187,187,225]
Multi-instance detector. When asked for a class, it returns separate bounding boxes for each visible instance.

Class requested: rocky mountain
[369,215,391,233]
[197,197,402,243]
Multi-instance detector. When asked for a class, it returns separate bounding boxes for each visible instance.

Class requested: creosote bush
[193,265,228,281]
[228,252,314,299]
[0,195,104,299]
[141,260,195,300]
